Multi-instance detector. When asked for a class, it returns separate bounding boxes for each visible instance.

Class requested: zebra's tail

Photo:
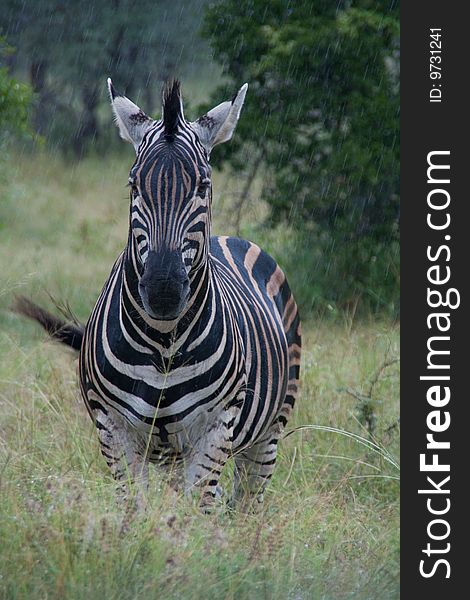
[12,295,84,351]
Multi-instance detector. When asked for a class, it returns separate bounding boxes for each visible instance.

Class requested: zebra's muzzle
[138,250,190,320]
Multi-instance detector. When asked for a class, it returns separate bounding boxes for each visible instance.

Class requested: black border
[401,2,467,595]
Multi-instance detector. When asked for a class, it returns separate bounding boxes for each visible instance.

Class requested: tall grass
[0,151,399,599]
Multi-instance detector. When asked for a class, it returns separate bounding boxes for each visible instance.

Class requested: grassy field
[0,151,399,599]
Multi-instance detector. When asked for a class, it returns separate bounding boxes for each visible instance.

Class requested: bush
[203,0,399,316]
[0,38,33,144]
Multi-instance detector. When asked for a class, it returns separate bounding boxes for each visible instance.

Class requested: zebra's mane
[163,79,182,141]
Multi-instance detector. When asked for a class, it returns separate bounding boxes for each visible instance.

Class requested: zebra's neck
[121,233,212,349]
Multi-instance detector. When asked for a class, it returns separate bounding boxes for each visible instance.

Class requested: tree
[0,37,32,143]
[0,0,211,154]
[1,36,33,229]
[203,0,399,314]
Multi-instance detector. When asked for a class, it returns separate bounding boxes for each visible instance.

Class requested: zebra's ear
[107,78,153,152]
[191,83,248,155]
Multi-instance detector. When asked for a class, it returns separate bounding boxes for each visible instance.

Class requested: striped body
[20,79,301,509]
[80,235,300,469]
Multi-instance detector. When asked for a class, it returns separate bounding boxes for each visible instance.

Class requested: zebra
[15,78,301,511]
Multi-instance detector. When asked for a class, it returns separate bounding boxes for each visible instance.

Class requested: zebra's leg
[231,420,284,511]
[232,310,302,510]
[184,405,241,511]
[232,368,300,510]
[94,411,149,512]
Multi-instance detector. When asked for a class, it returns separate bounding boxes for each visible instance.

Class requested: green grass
[0,151,399,600]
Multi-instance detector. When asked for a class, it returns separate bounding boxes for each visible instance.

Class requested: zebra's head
[108,78,247,321]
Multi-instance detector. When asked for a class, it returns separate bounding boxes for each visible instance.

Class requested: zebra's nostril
[138,249,190,319]
[144,280,181,299]
[138,277,189,320]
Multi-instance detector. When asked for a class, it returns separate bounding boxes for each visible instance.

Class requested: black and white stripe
[19,80,301,509]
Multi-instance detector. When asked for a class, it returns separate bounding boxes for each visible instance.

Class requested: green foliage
[0,37,32,142]
[203,0,399,315]
[0,0,215,155]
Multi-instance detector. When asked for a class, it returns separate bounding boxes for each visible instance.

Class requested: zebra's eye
[128,181,139,198]
[196,178,210,198]
[128,176,138,192]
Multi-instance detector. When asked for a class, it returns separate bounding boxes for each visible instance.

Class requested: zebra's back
[209,236,301,449]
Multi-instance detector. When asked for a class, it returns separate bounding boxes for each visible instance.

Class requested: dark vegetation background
[1,0,399,320]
